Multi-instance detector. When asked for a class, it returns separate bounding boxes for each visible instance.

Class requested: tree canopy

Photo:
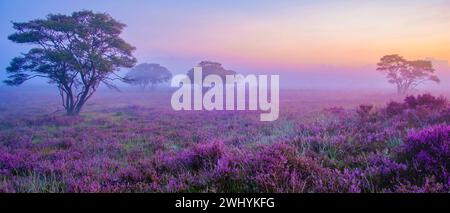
[125,63,172,90]
[187,61,236,82]
[5,10,136,115]
[377,54,439,95]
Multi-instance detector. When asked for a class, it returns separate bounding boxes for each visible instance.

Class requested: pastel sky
[1,0,450,89]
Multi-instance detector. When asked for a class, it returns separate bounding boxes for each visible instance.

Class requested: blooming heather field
[0,89,450,193]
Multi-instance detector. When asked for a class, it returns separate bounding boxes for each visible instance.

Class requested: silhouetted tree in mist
[5,10,136,115]
[125,63,172,90]
[187,61,236,83]
[377,54,439,95]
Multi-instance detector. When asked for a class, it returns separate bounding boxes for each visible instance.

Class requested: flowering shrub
[404,94,447,110]
[398,124,450,189]
[357,104,373,118]
[0,93,449,192]
[247,143,361,193]
[385,101,407,117]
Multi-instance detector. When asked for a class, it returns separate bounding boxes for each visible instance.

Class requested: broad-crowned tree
[5,10,137,115]
[187,61,236,82]
[125,63,172,90]
[377,54,439,95]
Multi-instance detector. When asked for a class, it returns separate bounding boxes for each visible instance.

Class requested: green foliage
[5,11,137,115]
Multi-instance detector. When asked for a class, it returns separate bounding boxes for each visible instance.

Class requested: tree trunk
[397,84,409,96]
[140,83,147,91]
[64,95,88,116]
[65,108,78,116]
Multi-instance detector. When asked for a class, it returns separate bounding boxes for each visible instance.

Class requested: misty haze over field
[1,0,450,92]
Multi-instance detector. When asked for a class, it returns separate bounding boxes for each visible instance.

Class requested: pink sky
[125,0,450,70]
[1,0,450,89]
